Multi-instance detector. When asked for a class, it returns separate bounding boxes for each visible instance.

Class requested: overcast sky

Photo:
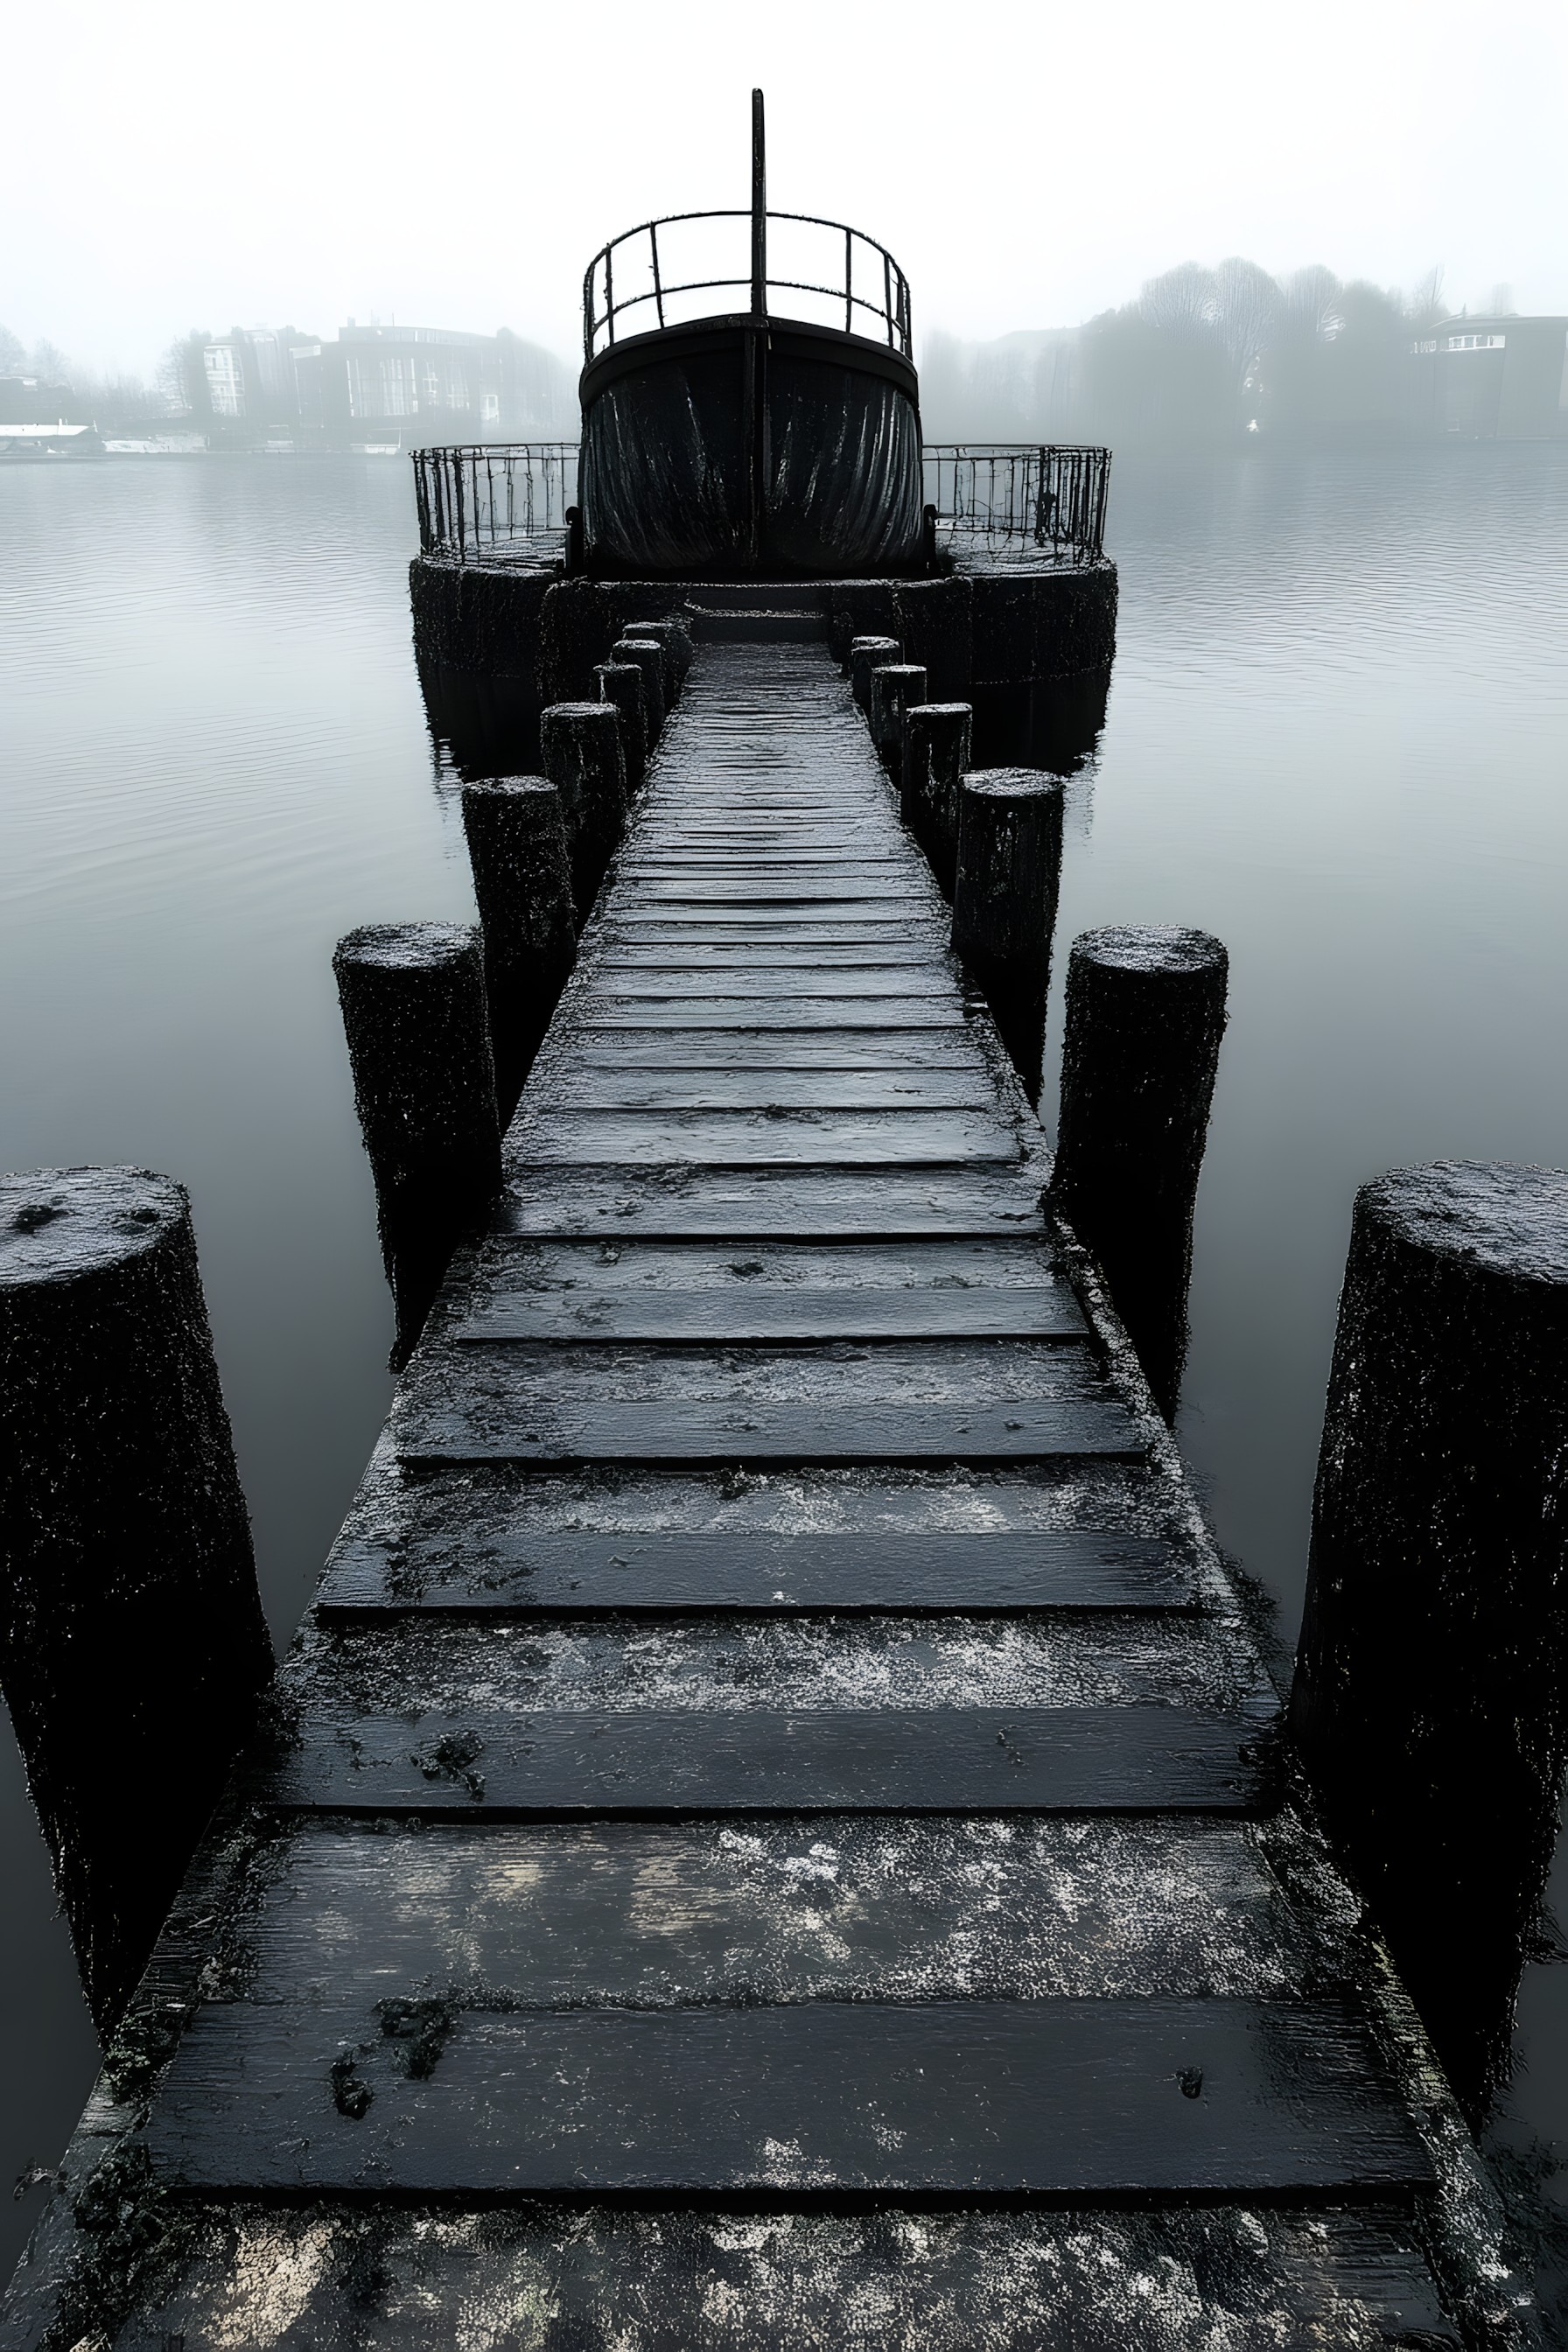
[6,0,1566,377]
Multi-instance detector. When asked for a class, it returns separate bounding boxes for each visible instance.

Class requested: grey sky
[7,0,1567,377]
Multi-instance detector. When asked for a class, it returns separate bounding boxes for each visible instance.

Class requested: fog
[4,0,1566,382]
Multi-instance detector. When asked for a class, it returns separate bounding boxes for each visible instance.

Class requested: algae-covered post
[541,700,629,913]
[951,770,1064,1103]
[594,661,648,794]
[0,1166,271,2032]
[849,635,900,711]
[868,662,927,774]
[460,780,578,1120]
[332,922,501,1368]
[1050,925,1228,1418]
[1291,1159,1568,2115]
[902,700,972,892]
[612,637,668,742]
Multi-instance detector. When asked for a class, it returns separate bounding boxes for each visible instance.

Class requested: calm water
[3,446,1567,2278]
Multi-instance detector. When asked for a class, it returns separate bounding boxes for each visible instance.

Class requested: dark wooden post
[868,662,926,774]
[902,701,972,892]
[849,635,900,712]
[1049,926,1228,1420]
[332,922,501,1368]
[612,636,668,742]
[594,661,648,794]
[951,770,1064,1104]
[631,616,693,687]
[460,780,578,1122]
[0,1166,272,2033]
[541,700,628,915]
[1290,1161,1568,2116]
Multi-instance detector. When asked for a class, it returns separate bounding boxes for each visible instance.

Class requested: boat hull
[579,318,925,579]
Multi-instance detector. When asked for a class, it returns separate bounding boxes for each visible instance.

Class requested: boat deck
[2,639,1522,2349]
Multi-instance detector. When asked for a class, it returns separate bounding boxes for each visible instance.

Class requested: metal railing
[414,440,1111,567]
[923,444,1111,564]
[412,442,578,560]
[583,211,912,362]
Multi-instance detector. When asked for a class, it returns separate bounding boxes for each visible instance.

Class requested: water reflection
[2,444,1568,2290]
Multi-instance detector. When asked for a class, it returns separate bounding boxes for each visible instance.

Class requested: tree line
[920,261,1477,446]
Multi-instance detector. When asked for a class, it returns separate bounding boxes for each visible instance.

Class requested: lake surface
[3,444,1567,2280]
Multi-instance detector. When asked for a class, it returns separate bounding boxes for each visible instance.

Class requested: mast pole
[745,88,768,570]
[751,88,766,319]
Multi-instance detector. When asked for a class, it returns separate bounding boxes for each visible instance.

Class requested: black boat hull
[579,317,925,579]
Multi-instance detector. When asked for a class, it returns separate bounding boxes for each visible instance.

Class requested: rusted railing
[583,211,912,363]
[412,443,578,561]
[414,439,1111,566]
[923,444,1111,564]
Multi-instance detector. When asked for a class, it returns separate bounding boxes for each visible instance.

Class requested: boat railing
[412,442,578,561]
[582,212,912,363]
[924,444,1111,564]
[413,439,1111,567]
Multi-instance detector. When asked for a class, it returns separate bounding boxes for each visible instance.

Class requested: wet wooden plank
[190,1817,1301,2003]
[317,1525,1187,1614]
[460,1281,1082,1343]
[143,1996,1432,2197]
[264,1702,1269,1816]
[577,999,970,1030]
[396,1393,1140,1467]
[536,1032,988,1069]
[497,1168,1048,1237]
[108,2203,1465,2349]
[533,1067,998,1111]
[508,1109,1018,1167]
[586,968,953,998]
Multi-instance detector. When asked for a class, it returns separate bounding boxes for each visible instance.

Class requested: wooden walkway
[3,637,1526,2348]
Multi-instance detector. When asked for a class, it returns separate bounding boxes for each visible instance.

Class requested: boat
[578,92,926,578]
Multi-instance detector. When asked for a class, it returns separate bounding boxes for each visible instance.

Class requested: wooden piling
[612,637,668,741]
[849,634,900,711]
[1290,1160,1568,2115]
[541,700,629,914]
[594,662,648,794]
[951,770,1064,1104]
[0,1166,272,2033]
[1049,925,1228,1419]
[902,701,972,892]
[868,662,927,774]
[459,779,578,1121]
[332,922,501,1368]
[629,616,694,686]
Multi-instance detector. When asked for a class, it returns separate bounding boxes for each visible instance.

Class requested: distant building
[177,322,573,450]
[1414,315,1568,439]
[0,375,102,459]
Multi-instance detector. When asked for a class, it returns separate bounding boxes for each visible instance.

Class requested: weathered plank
[144,1996,1432,2196]
[530,1067,998,1111]
[109,2204,1465,2349]
[586,968,954,998]
[533,1031,989,1069]
[184,1817,1307,2001]
[265,1702,1270,1816]
[508,1108,1019,1167]
[576,999,971,1030]
[460,1280,1082,1342]
[497,1167,1048,1237]
[316,1525,1187,1614]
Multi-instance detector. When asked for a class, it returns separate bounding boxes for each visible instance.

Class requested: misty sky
[6,0,1566,377]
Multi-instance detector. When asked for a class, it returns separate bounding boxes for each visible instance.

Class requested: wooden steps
[5,636,1505,2350]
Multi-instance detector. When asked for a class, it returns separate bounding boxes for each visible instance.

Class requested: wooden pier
[2,620,1528,2348]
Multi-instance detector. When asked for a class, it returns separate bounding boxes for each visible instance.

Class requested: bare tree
[1138,262,1217,338]
[1281,266,1344,343]
[1211,257,1282,380]
[0,323,24,374]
